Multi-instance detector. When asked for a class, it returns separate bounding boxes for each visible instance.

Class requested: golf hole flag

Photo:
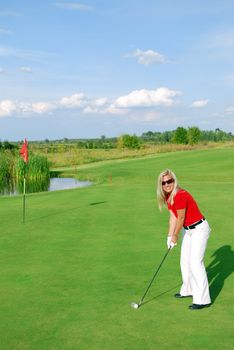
[20,138,28,163]
[19,138,28,223]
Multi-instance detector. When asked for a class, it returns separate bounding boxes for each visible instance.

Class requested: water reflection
[0,179,16,196]
[0,178,92,196]
[49,178,92,192]
[18,177,50,194]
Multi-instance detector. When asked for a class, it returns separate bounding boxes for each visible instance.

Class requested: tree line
[141,127,233,144]
[74,127,233,149]
[1,127,233,152]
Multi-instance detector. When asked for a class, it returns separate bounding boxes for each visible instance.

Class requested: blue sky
[0,0,234,141]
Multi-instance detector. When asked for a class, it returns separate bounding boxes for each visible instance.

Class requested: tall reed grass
[0,151,50,194]
[0,151,15,183]
[16,154,50,181]
[0,152,50,182]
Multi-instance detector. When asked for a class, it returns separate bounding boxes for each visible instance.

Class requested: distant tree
[85,141,96,149]
[141,131,154,141]
[187,127,201,145]
[152,132,163,143]
[173,127,188,144]
[161,131,173,143]
[117,135,125,149]
[117,134,141,149]
[141,130,174,143]
[200,130,215,141]
[214,129,229,141]
[3,140,15,150]
[76,141,86,148]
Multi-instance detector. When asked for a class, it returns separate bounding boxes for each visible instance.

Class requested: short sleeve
[174,191,188,210]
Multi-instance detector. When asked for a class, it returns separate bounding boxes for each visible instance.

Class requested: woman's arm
[168,210,177,236]
[171,208,186,244]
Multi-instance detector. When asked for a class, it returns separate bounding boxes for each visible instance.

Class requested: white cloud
[61,93,109,113]
[94,97,108,107]
[20,66,32,73]
[0,88,181,118]
[17,102,33,114]
[0,93,108,118]
[83,99,129,115]
[0,68,5,74]
[54,2,94,11]
[104,104,129,115]
[191,99,209,108]
[0,100,55,117]
[82,106,98,114]
[60,93,88,108]
[30,102,55,114]
[0,100,16,117]
[114,87,181,108]
[128,49,166,65]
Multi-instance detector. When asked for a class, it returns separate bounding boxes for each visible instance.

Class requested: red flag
[20,138,28,163]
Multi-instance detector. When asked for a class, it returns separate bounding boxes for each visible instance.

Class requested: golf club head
[131,302,140,309]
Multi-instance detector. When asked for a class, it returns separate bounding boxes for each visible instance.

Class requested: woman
[157,169,211,310]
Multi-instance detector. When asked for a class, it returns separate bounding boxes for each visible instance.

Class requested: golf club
[131,248,170,309]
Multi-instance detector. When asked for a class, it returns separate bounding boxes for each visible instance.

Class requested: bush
[117,134,141,149]
[173,127,188,144]
[188,127,201,145]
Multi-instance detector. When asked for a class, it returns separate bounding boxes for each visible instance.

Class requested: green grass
[0,148,233,349]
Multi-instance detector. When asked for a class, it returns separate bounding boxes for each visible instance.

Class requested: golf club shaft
[139,248,170,304]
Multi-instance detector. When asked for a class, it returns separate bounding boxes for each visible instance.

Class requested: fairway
[1,148,233,350]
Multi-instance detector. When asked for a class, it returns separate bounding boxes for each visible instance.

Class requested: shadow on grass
[135,245,234,308]
[207,245,234,304]
[89,201,107,206]
[140,284,181,307]
[24,201,107,223]
[24,206,82,223]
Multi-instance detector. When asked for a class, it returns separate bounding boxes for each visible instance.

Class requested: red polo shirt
[167,189,203,226]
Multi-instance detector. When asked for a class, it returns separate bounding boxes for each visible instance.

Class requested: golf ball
[134,304,139,309]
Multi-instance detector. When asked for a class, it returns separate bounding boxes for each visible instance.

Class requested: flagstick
[23,177,26,223]
[20,138,28,223]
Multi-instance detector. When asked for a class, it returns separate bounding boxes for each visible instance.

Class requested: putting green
[0,148,233,349]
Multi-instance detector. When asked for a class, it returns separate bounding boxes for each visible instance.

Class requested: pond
[0,178,93,196]
[49,178,92,192]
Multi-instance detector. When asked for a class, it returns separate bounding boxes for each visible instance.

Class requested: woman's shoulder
[175,188,189,197]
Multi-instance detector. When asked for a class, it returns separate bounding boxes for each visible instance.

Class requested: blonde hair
[157,169,180,211]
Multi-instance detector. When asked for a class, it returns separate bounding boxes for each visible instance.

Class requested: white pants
[180,220,211,305]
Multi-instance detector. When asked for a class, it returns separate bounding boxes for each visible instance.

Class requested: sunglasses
[162,178,174,186]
